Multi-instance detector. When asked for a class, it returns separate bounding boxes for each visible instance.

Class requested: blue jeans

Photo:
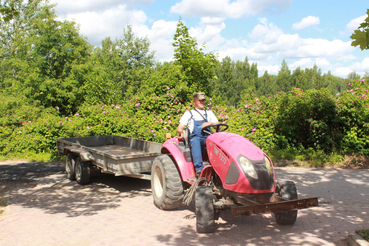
[190,136,207,172]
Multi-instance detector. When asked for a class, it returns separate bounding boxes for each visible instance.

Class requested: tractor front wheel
[151,155,184,210]
[274,180,298,225]
[195,186,215,233]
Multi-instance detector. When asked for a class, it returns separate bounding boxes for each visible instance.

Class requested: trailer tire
[151,155,184,210]
[195,186,215,233]
[274,181,298,225]
[66,153,76,180]
[75,157,90,185]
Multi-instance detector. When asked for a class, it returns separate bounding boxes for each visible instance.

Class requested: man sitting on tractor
[176,92,219,177]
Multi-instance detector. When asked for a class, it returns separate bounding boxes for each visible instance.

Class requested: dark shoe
[195,170,202,178]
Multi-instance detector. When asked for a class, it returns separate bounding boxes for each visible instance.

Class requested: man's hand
[201,122,221,131]
[176,123,186,141]
[201,122,213,128]
[175,131,184,141]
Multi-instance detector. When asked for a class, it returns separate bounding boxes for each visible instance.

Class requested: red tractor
[151,124,318,233]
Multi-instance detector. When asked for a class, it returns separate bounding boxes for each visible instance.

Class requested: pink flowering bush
[1,75,369,161]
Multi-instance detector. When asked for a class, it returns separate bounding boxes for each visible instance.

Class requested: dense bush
[1,78,368,164]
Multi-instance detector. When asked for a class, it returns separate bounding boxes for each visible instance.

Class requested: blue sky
[50,0,369,78]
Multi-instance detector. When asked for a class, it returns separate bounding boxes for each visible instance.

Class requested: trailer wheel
[274,181,298,225]
[195,186,215,233]
[75,157,90,185]
[151,155,184,210]
[66,153,76,180]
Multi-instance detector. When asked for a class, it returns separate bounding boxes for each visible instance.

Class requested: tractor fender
[161,138,195,182]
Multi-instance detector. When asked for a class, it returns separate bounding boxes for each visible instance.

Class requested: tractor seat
[181,128,209,163]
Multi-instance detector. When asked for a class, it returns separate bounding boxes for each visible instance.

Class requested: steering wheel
[202,123,229,135]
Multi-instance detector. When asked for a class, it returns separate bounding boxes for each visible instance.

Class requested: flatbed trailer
[56,135,163,184]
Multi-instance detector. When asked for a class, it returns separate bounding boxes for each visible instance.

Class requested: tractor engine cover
[207,132,275,194]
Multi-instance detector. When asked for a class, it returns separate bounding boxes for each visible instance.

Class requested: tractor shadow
[156,167,369,245]
[0,161,151,217]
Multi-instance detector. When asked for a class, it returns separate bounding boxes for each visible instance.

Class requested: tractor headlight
[238,155,258,179]
[265,156,272,178]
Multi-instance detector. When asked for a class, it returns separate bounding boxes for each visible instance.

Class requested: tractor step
[231,197,319,217]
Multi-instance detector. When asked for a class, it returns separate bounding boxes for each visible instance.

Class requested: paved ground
[0,161,368,246]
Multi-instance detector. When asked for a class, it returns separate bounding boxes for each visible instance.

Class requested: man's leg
[190,137,203,172]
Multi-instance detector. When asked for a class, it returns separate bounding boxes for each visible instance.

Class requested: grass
[357,229,369,241]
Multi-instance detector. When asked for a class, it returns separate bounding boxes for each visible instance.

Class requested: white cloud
[170,0,293,18]
[350,57,369,73]
[346,15,366,32]
[50,0,153,14]
[332,67,353,78]
[340,15,367,37]
[144,20,179,62]
[290,58,314,70]
[189,23,226,51]
[54,4,148,46]
[292,16,320,30]
[200,17,225,25]
[210,18,358,77]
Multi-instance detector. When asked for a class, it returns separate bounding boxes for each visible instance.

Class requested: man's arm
[176,123,186,140]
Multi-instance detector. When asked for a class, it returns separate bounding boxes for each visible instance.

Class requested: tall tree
[0,0,92,114]
[257,71,277,97]
[276,59,291,92]
[172,19,217,96]
[93,26,155,103]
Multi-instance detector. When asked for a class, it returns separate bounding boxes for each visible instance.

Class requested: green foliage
[173,18,217,95]
[357,229,369,241]
[0,1,19,22]
[336,78,369,155]
[212,56,257,107]
[91,26,155,103]
[351,9,369,50]
[275,88,340,153]
[0,0,92,115]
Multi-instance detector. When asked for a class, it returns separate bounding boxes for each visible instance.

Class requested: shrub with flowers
[1,76,369,162]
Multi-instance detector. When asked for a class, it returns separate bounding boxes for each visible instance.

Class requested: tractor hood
[207,132,265,161]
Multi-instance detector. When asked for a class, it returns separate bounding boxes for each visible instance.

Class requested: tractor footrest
[232,197,319,217]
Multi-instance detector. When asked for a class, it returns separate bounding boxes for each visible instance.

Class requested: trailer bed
[56,135,163,176]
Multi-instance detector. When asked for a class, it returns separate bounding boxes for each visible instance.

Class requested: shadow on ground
[0,161,151,217]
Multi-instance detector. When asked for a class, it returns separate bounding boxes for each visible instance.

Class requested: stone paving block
[1,166,369,245]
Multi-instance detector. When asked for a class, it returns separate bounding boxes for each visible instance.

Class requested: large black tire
[151,155,184,210]
[65,153,76,180]
[195,186,215,233]
[274,180,298,225]
[75,157,90,185]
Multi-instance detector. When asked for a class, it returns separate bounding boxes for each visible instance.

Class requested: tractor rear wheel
[195,186,215,233]
[274,180,298,225]
[66,153,76,180]
[151,155,184,210]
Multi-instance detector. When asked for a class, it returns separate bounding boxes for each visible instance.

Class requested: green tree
[0,0,92,115]
[172,19,217,95]
[92,26,155,103]
[276,59,291,92]
[257,71,277,97]
[351,9,369,50]
[0,1,19,22]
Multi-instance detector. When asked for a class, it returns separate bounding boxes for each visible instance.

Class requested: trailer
[56,135,163,184]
